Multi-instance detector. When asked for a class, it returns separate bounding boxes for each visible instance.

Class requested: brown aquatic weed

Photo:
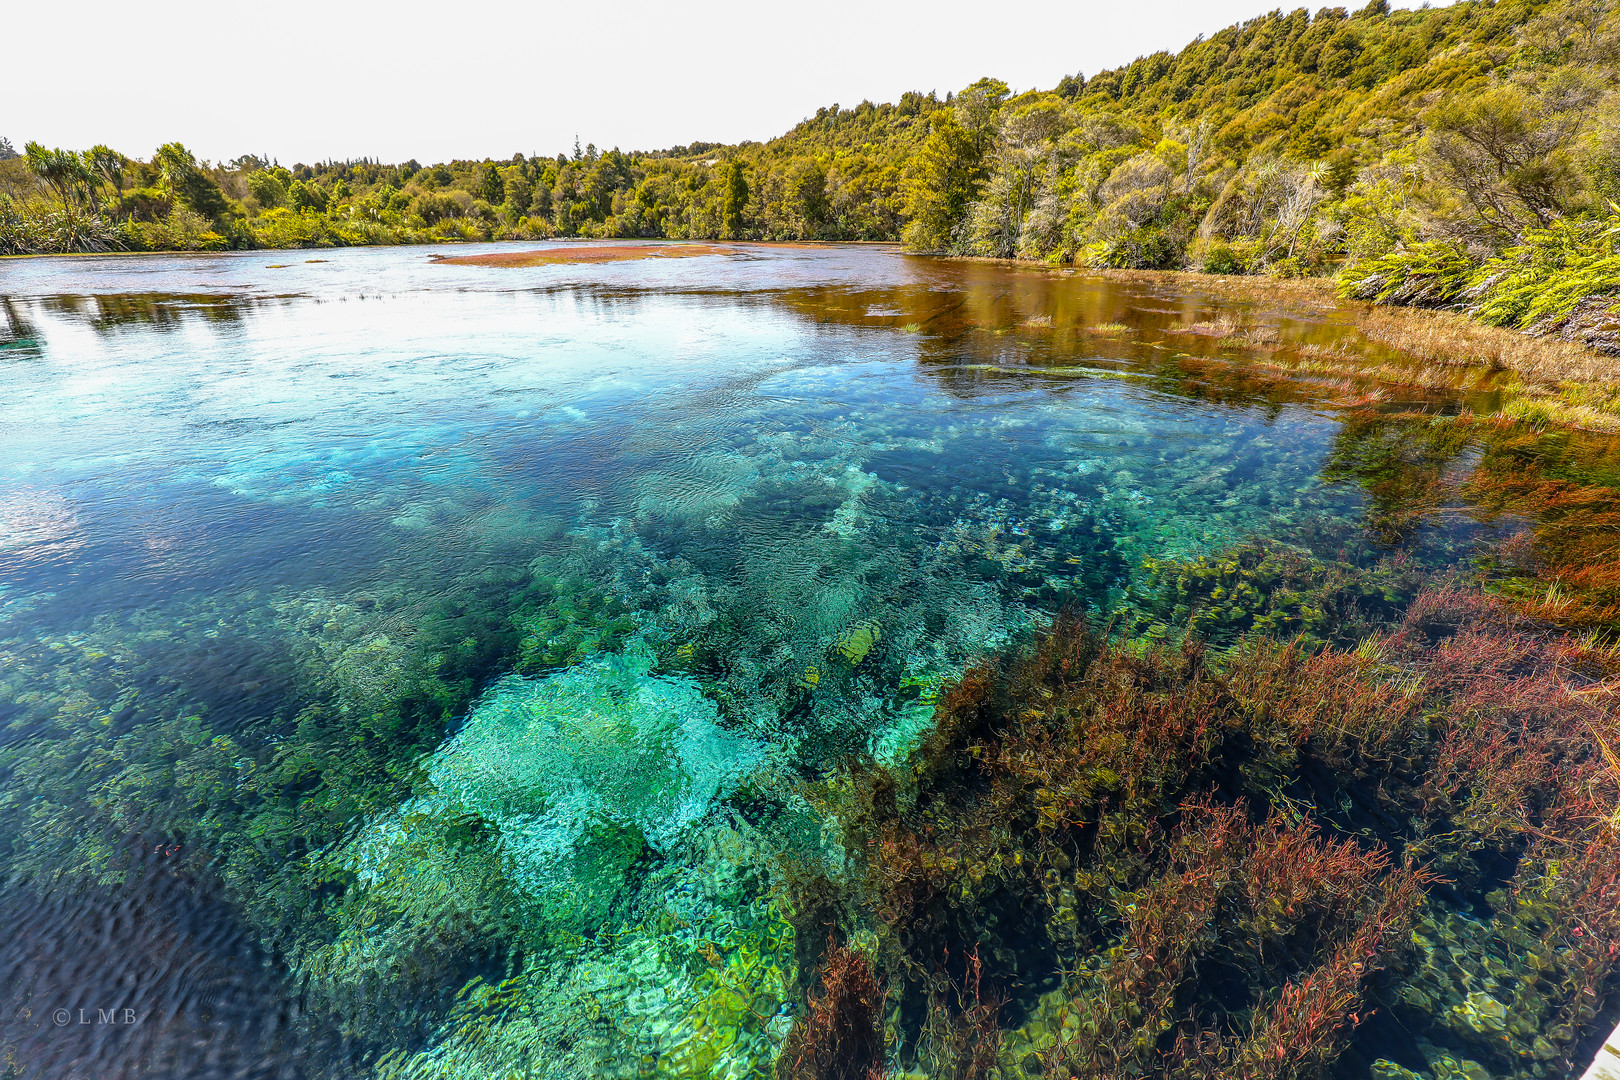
[788,589,1620,1077]
[776,943,889,1080]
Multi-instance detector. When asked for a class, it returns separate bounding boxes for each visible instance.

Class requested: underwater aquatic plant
[1133,538,1425,648]
[797,618,1422,1072]
[775,944,887,1080]
[390,642,764,923]
[1216,868,1429,1080]
[1463,463,1620,627]
[1319,409,1481,546]
[1032,798,1426,1079]
[782,589,1620,1080]
[510,574,638,674]
[917,946,1003,1080]
[0,559,687,1074]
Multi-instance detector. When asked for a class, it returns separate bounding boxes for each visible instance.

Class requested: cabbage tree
[23,142,89,215]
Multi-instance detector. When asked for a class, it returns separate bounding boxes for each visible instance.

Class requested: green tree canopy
[154,142,232,222]
[24,142,90,214]
[722,160,749,238]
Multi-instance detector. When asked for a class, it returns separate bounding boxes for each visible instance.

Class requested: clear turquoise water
[0,244,1482,1078]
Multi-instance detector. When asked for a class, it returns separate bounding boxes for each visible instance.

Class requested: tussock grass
[1297,340,1362,364]
[1499,385,1620,434]
[1352,306,1620,432]
[1223,325,1281,349]
[1176,312,1245,337]
[1357,307,1620,385]
[1256,353,1472,391]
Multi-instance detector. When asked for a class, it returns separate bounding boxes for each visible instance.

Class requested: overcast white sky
[7,0,1450,165]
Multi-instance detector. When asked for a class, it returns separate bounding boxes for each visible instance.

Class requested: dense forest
[2,0,1617,347]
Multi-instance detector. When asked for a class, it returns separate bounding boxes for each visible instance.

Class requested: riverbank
[1046,263,1620,434]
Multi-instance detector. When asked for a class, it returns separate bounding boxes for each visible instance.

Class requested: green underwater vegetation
[3,251,1620,1080]
[1129,538,1425,649]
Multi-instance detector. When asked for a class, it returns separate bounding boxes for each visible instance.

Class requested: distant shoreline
[7,241,1614,432]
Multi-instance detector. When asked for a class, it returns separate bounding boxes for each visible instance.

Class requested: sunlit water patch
[0,245,1524,1078]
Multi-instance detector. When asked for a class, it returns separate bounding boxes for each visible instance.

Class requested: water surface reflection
[0,244,1610,1079]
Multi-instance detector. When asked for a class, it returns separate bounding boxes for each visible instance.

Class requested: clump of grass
[1222,324,1280,349]
[1555,380,1620,415]
[1088,321,1131,335]
[1499,393,1620,433]
[1349,307,1620,431]
[1284,340,1445,385]
[1259,352,1476,391]
[1358,307,1618,385]
[1087,261,1615,434]
[1298,339,1357,362]
[1177,312,1245,337]
[1019,314,1054,329]
[901,322,923,334]
[1495,377,1620,433]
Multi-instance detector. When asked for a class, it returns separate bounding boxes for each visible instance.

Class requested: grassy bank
[1080,265,1620,433]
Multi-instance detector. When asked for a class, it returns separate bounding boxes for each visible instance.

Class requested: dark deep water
[0,243,1573,1079]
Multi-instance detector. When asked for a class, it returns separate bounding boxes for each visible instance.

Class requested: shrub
[1341,213,1620,354]
[1469,213,1620,352]
[1196,237,1247,274]
[0,197,125,254]
[246,207,336,249]
[127,207,227,251]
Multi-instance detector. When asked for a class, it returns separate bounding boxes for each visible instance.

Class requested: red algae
[783,598,1620,1078]
[428,243,733,267]
[775,944,887,1080]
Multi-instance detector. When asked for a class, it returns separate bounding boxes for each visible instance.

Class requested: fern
[1336,239,1475,307]
[1341,212,1620,354]
[1469,216,1620,330]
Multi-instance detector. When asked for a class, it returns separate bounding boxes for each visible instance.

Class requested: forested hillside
[2,0,1616,346]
